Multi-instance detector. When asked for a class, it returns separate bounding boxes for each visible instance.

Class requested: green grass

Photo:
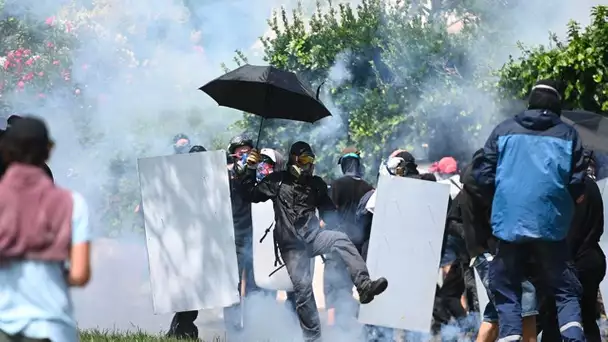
[79,330,225,342]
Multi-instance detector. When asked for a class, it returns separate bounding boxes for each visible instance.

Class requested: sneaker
[358,277,388,304]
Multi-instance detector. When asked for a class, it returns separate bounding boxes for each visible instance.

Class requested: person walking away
[448,149,539,342]
[0,116,91,342]
[0,115,53,181]
[539,151,605,342]
[166,144,208,339]
[473,80,587,342]
[323,147,374,328]
[241,141,388,342]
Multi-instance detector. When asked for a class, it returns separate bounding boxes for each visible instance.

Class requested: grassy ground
[79,330,222,342]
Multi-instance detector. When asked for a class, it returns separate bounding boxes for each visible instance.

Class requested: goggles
[297,153,315,165]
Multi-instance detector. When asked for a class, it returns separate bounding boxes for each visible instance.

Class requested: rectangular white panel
[137,150,240,314]
[358,175,450,332]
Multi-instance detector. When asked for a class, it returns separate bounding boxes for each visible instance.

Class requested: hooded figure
[539,151,605,342]
[241,141,388,342]
[473,79,586,341]
[222,135,260,337]
[324,148,374,328]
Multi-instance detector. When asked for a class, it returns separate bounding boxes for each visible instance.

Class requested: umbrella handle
[255,117,265,149]
[316,81,326,100]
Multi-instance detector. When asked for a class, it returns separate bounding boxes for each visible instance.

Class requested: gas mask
[290,153,315,178]
[232,153,248,175]
[256,161,274,182]
[386,157,406,176]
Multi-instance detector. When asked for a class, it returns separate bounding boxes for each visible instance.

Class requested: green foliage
[233,0,513,181]
[498,5,608,113]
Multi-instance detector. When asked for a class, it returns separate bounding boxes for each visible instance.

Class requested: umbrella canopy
[200,64,332,123]
[561,110,608,153]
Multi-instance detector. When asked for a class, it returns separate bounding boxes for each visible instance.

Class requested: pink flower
[47,42,54,48]
[65,21,72,33]
[25,59,34,66]
[45,16,55,26]
[38,72,44,77]
[23,72,34,81]
[16,81,24,89]
[23,49,31,56]
[53,60,60,65]
[14,50,22,57]
[3,60,9,70]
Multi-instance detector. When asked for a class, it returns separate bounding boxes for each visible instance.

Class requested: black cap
[289,141,314,157]
[395,151,415,164]
[4,116,51,145]
[189,145,207,153]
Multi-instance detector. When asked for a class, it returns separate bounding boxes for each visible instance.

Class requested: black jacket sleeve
[313,176,337,222]
[239,168,281,203]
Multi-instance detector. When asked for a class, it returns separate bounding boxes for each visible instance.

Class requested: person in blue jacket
[473,79,587,342]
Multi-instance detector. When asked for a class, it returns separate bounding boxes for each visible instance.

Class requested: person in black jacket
[324,147,374,328]
[539,152,605,342]
[242,141,388,342]
[451,149,539,342]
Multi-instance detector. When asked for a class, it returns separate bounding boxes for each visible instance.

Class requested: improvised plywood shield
[251,200,316,292]
[358,175,450,332]
[596,178,608,303]
[137,150,240,314]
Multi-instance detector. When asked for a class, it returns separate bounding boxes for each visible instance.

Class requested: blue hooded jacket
[473,109,586,242]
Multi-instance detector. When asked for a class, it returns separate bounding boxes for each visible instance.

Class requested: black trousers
[539,248,606,342]
[432,262,467,333]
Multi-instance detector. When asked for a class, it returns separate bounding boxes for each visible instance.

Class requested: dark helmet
[189,145,207,153]
[228,135,253,154]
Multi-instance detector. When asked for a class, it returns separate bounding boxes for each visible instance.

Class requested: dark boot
[358,277,388,304]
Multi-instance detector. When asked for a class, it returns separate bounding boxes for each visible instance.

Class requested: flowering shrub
[0,15,76,103]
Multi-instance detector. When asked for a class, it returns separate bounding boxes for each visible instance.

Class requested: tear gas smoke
[0,0,603,339]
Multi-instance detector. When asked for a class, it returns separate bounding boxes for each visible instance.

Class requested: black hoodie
[330,157,373,245]
[567,175,605,270]
[447,151,495,258]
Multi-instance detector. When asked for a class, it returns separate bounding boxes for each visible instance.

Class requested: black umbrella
[561,110,608,153]
[199,64,332,146]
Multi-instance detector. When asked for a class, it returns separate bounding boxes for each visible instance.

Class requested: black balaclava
[528,79,563,115]
[289,141,315,178]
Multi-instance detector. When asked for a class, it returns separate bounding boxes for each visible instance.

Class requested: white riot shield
[137,150,240,314]
[252,200,316,291]
[358,175,450,332]
[596,178,608,302]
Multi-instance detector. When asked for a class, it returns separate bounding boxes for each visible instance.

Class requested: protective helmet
[228,135,254,154]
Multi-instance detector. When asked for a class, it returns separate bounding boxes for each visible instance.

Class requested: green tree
[498,5,608,113]
[232,0,513,180]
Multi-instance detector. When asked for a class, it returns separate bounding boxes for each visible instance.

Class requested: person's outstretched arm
[239,168,280,203]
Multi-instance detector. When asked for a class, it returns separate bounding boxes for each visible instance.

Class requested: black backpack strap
[449,178,462,191]
[265,173,284,276]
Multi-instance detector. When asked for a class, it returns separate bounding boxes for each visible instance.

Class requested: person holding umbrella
[240,141,388,342]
